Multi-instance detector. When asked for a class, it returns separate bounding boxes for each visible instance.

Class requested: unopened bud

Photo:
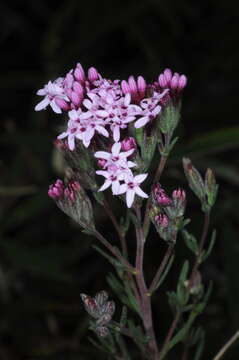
[121,80,131,95]
[155,214,169,228]
[121,137,137,152]
[74,63,85,82]
[88,67,99,82]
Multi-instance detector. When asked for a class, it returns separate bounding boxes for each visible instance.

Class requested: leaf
[92,245,123,269]
[182,230,198,255]
[201,230,216,262]
[154,254,175,291]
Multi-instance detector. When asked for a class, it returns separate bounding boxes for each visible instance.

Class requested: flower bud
[74,63,85,82]
[164,68,173,83]
[55,98,69,111]
[178,75,187,90]
[128,75,137,94]
[48,179,64,199]
[158,74,168,88]
[137,76,146,97]
[88,67,99,82]
[183,158,206,208]
[121,80,131,95]
[155,214,169,228]
[121,137,137,152]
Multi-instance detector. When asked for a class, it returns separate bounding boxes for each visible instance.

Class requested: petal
[127,161,137,168]
[84,128,95,141]
[124,93,131,106]
[35,97,50,111]
[50,100,62,113]
[99,180,112,192]
[152,105,161,116]
[57,132,68,139]
[112,180,120,195]
[68,135,75,150]
[134,173,148,183]
[37,88,46,96]
[117,183,127,195]
[94,151,111,159]
[83,99,92,110]
[80,111,92,120]
[96,110,109,118]
[111,142,121,156]
[123,116,135,124]
[134,116,149,129]
[96,170,109,178]
[113,126,120,142]
[126,189,135,208]
[120,148,134,158]
[96,125,109,137]
[135,186,148,199]
[68,109,78,120]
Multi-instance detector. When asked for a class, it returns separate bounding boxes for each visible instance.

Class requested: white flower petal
[96,125,109,137]
[135,186,148,199]
[112,180,120,195]
[117,183,127,195]
[35,97,50,111]
[99,180,112,192]
[134,173,148,183]
[96,170,109,178]
[111,142,121,156]
[113,126,120,142]
[50,100,62,114]
[94,151,111,159]
[126,189,135,208]
[134,116,149,128]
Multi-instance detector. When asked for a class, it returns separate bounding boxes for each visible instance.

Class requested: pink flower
[35,80,69,113]
[121,137,137,152]
[94,142,136,170]
[134,90,168,128]
[117,173,148,208]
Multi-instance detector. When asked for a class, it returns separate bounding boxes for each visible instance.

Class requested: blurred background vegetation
[0,0,239,359]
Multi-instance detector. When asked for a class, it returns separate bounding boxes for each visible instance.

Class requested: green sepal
[182,230,199,255]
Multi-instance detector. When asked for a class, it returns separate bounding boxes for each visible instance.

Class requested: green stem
[159,310,181,360]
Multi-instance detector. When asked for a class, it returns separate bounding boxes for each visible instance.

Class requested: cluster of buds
[81,290,115,337]
[150,183,186,242]
[35,62,187,208]
[48,179,95,229]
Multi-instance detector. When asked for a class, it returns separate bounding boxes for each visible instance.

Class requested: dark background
[0,1,239,359]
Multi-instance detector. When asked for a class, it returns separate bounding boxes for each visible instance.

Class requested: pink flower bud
[74,63,85,82]
[137,76,146,97]
[121,80,131,95]
[88,67,99,82]
[155,214,169,228]
[70,91,81,106]
[158,74,168,88]
[178,75,187,90]
[153,183,171,206]
[64,187,75,202]
[64,72,74,88]
[164,68,173,83]
[170,75,179,90]
[172,188,186,202]
[73,81,84,96]
[121,137,137,152]
[70,181,81,192]
[128,76,137,94]
[48,179,64,199]
[55,98,69,111]
[98,159,107,168]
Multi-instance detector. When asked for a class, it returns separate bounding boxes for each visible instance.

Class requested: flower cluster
[151,184,186,242]
[35,63,186,207]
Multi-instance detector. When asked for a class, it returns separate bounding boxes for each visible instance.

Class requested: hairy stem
[135,206,159,359]
[143,155,168,237]
[103,199,128,258]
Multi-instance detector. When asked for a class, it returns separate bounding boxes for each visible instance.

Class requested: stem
[149,244,174,294]
[212,329,239,360]
[189,211,210,288]
[93,229,134,272]
[159,310,181,360]
[135,206,159,359]
[143,155,168,237]
[103,199,128,258]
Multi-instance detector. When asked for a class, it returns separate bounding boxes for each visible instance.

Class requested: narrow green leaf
[182,230,198,255]
[201,230,216,262]
[154,254,175,291]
